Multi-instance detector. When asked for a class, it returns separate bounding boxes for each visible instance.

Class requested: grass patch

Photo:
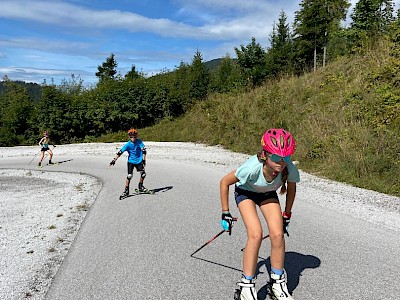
[99,41,400,197]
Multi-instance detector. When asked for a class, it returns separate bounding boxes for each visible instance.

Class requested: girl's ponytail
[279,166,289,195]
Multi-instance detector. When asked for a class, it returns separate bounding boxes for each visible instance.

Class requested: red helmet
[261,128,296,156]
[128,128,138,137]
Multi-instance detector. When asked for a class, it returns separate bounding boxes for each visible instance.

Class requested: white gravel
[0,142,399,300]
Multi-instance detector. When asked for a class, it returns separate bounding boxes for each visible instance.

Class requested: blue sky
[0,0,398,86]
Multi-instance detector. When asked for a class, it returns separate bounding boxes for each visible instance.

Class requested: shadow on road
[190,255,244,273]
[119,186,174,200]
[257,251,321,299]
[54,159,74,164]
[153,185,173,193]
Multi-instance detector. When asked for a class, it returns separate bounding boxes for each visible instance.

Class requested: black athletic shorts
[234,186,279,206]
[127,162,144,174]
[41,146,50,152]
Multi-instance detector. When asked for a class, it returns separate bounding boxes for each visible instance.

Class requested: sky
[0,0,399,86]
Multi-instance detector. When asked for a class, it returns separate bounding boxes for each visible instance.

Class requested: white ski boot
[269,272,294,300]
[234,277,258,300]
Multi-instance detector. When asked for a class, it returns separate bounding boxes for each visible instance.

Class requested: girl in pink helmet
[220,128,299,300]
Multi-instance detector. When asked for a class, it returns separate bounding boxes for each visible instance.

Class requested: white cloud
[0,37,91,55]
[0,0,293,41]
[0,66,95,84]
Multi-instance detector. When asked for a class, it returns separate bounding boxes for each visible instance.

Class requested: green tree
[189,50,210,101]
[34,84,72,143]
[266,11,294,77]
[125,65,141,81]
[0,80,33,146]
[351,0,395,36]
[57,74,84,96]
[167,62,191,116]
[211,54,243,93]
[235,37,268,86]
[96,53,118,82]
[293,0,350,71]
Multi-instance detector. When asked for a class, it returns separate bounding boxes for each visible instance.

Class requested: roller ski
[119,187,130,200]
[234,277,258,300]
[47,161,59,166]
[268,272,294,300]
[134,186,155,195]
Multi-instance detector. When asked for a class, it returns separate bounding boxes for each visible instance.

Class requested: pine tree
[293,0,350,72]
[266,11,294,77]
[351,0,395,35]
[235,37,267,86]
[95,53,118,81]
[189,50,210,101]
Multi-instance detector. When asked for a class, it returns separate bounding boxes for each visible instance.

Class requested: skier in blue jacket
[109,128,149,197]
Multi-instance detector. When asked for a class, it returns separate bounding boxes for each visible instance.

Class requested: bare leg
[259,201,285,270]
[38,152,44,164]
[238,199,263,277]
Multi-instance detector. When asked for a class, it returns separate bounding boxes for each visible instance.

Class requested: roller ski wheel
[119,190,130,200]
[134,188,155,195]
[234,288,241,300]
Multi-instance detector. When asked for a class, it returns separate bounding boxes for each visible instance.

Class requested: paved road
[1,154,400,300]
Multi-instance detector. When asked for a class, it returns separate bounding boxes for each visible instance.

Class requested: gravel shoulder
[0,142,399,299]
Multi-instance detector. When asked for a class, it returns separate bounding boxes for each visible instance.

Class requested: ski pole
[190,217,238,257]
[28,150,41,166]
[240,234,270,252]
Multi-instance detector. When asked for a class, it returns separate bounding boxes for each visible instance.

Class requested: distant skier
[38,130,54,167]
[109,128,149,197]
[219,128,300,300]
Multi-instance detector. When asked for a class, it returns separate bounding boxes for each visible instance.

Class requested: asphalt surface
[1,152,400,300]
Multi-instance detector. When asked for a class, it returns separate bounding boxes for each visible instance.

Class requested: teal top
[40,137,49,148]
[235,155,300,193]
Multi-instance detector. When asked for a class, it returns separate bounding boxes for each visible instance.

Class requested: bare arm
[109,150,122,166]
[284,181,296,214]
[220,170,239,212]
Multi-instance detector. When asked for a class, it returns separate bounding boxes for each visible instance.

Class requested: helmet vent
[280,135,285,148]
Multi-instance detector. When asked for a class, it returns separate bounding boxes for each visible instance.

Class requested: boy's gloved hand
[142,159,146,166]
[109,158,116,166]
[282,211,291,236]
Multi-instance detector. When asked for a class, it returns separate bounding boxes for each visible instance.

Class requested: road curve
[1,144,399,300]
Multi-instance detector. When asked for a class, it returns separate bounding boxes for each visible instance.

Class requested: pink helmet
[261,128,296,156]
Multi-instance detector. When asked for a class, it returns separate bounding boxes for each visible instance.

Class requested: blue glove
[221,212,233,232]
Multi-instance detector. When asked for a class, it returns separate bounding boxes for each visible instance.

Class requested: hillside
[140,41,400,197]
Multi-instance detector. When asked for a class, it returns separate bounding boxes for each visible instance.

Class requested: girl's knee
[269,231,284,246]
[247,231,263,244]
